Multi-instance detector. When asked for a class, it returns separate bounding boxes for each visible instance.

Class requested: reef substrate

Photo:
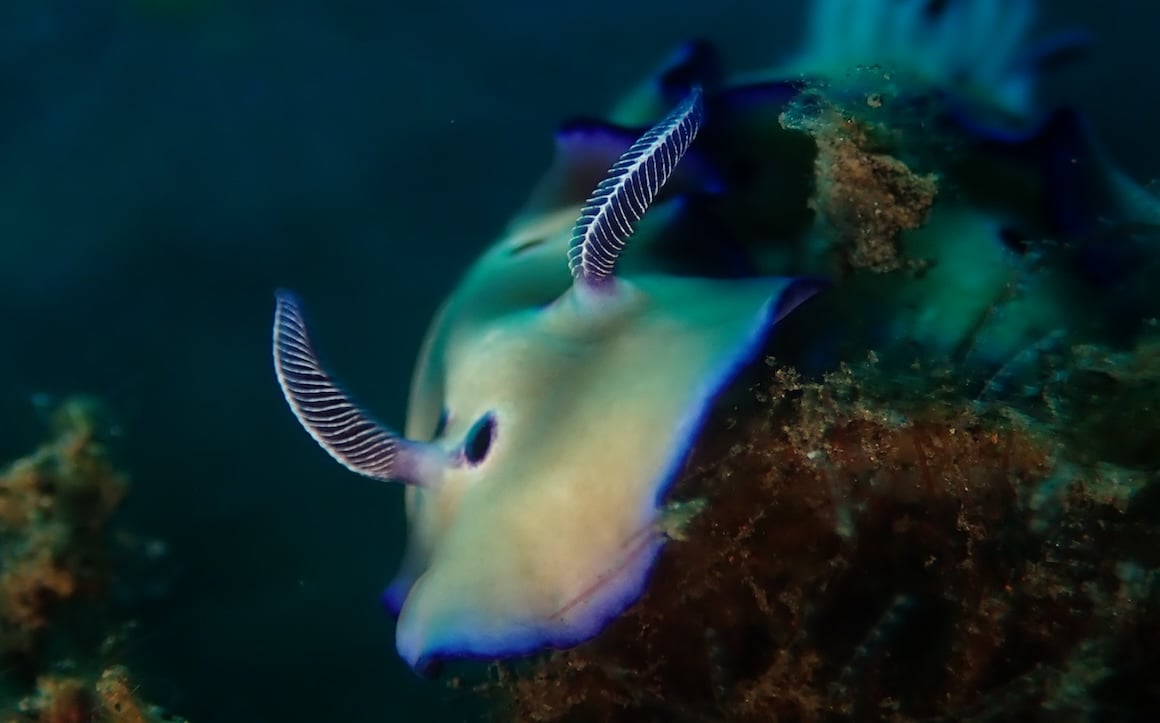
[0,399,188,723]
[489,342,1160,722]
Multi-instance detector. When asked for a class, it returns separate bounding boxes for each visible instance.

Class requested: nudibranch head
[273,87,819,671]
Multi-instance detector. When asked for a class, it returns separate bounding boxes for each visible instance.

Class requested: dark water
[0,1,1155,721]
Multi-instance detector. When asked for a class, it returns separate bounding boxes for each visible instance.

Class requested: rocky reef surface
[0,399,188,722]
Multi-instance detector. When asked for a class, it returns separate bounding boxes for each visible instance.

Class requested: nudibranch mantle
[273,87,818,671]
[394,272,808,667]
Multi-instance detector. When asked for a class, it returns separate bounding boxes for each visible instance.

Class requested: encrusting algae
[0,399,188,723]
[781,89,938,274]
[487,348,1159,722]
[0,398,126,666]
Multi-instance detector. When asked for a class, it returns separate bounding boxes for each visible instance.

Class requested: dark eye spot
[464,413,496,465]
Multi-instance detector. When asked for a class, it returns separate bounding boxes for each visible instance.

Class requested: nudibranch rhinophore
[272,87,820,672]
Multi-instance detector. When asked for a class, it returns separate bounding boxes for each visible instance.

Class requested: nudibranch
[737,0,1091,128]
[715,0,1160,368]
[272,87,819,672]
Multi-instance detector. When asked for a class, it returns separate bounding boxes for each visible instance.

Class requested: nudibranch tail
[272,290,444,487]
[567,85,705,288]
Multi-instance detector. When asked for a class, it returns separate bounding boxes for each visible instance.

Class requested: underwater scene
[2,0,1158,721]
